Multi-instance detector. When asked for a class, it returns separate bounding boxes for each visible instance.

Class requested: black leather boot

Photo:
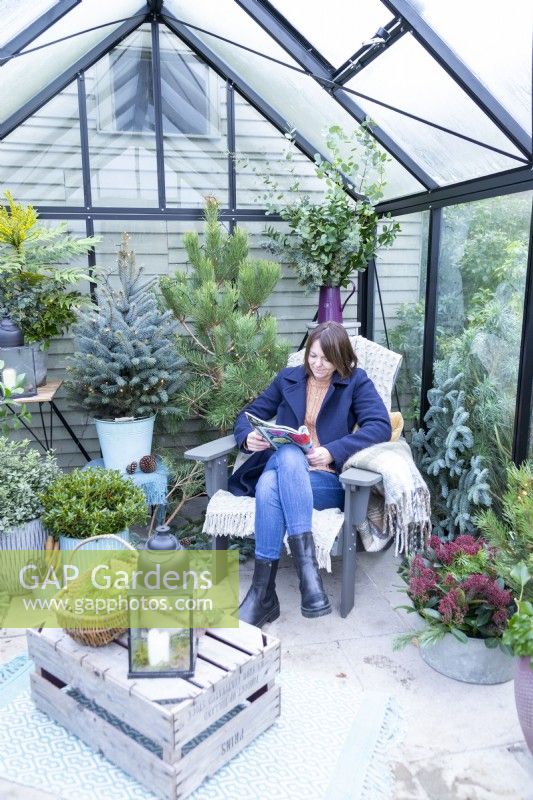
[239,558,280,627]
[288,532,331,618]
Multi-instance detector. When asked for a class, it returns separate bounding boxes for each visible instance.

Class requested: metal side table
[5,379,91,461]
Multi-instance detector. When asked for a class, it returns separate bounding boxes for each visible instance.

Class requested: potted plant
[260,124,400,323]
[0,192,98,385]
[394,534,515,684]
[41,468,147,550]
[65,232,186,471]
[476,462,533,751]
[501,565,533,753]
[159,197,289,433]
[0,437,60,594]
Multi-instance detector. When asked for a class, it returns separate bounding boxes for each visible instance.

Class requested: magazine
[245,412,314,452]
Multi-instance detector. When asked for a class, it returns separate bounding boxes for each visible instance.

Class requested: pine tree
[159,197,289,433]
[66,233,186,419]
[412,368,492,538]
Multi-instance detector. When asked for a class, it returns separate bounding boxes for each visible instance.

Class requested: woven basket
[56,534,136,648]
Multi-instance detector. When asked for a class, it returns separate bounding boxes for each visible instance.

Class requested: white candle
[2,368,17,390]
[147,629,170,666]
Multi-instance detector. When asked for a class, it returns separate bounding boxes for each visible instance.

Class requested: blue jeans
[254,445,345,561]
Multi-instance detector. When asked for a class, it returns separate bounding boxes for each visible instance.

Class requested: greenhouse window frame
[234,0,436,189]
[0,9,149,140]
[513,201,533,464]
[381,0,532,159]
[331,17,406,85]
[0,0,81,66]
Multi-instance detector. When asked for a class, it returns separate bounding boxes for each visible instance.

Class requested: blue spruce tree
[66,233,186,419]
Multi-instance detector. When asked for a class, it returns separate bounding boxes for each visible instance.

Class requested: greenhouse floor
[1,546,532,800]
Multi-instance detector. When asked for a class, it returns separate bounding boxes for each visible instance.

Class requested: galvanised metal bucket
[94,415,155,472]
[420,633,513,684]
[0,518,47,595]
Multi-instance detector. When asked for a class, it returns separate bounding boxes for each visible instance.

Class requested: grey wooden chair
[184,336,402,618]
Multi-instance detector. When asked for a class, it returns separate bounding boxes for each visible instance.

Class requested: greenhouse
[0,1,532,798]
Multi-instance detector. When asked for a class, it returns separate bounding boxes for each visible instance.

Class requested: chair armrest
[339,467,382,487]
[184,435,237,463]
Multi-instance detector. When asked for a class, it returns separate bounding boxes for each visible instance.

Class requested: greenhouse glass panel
[374,211,428,428]
[234,93,326,209]
[164,0,425,200]
[0,0,58,47]
[266,0,393,67]
[435,192,532,502]
[347,34,525,183]
[0,0,145,127]
[85,26,159,207]
[93,220,184,282]
[407,0,533,136]
[0,80,83,206]
[159,29,228,208]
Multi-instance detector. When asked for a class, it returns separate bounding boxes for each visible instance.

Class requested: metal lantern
[0,345,38,398]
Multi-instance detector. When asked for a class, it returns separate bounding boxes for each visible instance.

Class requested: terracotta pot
[514,655,533,754]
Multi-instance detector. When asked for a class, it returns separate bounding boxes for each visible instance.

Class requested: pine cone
[139,454,157,473]
[126,462,138,474]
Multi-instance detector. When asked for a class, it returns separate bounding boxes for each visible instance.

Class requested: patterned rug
[0,654,402,800]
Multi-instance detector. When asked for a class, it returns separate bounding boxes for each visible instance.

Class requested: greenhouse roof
[0,0,531,210]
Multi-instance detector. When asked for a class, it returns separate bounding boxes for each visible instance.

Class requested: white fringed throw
[202,491,344,571]
[342,438,431,556]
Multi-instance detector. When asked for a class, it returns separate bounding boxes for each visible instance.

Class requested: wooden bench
[27,624,280,799]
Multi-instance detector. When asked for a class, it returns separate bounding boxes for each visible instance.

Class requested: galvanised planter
[420,633,514,684]
[94,415,155,473]
[59,529,131,551]
[0,518,47,595]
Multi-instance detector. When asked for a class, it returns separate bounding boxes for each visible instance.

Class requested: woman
[229,322,391,627]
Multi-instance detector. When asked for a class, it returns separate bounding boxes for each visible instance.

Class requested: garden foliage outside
[389,194,531,538]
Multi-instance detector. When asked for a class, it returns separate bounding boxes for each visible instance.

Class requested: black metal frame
[419,209,442,423]
[151,17,167,210]
[0,4,531,462]
[512,197,533,463]
[380,0,532,159]
[0,9,149,140]
[0,0,81,66]
[235,0,436,189]
[332,17,406,85]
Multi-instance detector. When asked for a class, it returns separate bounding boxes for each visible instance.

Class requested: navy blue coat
[228,364,391,497]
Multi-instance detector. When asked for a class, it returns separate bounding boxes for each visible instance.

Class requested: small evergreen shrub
[0,438,60,532]
[42,468,147,540]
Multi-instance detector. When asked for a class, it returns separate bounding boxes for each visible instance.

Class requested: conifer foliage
[159,197,289,433]
[66,233,185,419]
[412,368,492,538]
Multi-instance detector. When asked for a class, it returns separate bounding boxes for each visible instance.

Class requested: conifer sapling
[159,197,289,433]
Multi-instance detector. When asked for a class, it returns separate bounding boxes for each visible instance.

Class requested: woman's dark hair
[304,322,357,379]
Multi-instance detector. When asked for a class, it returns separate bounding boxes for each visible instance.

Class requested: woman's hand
[307,446,333,469]
[245,431,271,452]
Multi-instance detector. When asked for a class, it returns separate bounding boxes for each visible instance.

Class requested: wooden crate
[27,623,281,800]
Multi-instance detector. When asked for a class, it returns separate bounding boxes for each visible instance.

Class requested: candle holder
[0,345,37,398]
[128,603,197,679]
